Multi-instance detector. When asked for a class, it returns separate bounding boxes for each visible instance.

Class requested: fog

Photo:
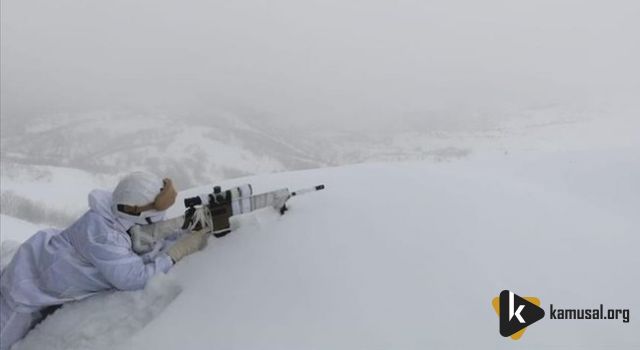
[2,0,639,132]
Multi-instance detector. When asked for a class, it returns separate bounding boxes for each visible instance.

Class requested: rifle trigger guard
[181,207,197,230]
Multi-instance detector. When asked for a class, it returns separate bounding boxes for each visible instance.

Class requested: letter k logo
[492,290,545,339]
[509,291,526,323]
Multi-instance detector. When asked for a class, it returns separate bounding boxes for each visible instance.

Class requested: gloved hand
[167,230,209,263]
[130,220,183,254]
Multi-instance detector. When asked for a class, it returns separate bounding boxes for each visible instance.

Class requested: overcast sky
[2,0,639,131]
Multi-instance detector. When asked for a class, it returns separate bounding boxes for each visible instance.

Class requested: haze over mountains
[3,100,636,187]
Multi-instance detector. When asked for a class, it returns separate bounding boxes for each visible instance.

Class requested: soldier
[0,172,207,350]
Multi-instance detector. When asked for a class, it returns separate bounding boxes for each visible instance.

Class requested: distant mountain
[1,112,326,187]
[2,104,626,190]
[0,109,478,187]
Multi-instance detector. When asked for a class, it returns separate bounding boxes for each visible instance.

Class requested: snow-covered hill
[3,148,638,349]
[3,103,637,192]
[0,112,321,188]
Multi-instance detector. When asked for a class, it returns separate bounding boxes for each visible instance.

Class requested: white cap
[112,171,165,224]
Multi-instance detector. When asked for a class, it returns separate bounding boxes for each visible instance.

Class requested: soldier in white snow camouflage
[0,172,208,350]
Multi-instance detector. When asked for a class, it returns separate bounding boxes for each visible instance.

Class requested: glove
[167,230,209,263]
[129,219,184,254]
[129,225,156,255]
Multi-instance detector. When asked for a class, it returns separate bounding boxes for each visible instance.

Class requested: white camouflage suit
[0,189,175,350]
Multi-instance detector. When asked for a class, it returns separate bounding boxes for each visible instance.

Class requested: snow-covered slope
[4,104,636,191]
[5,148,638,349]
[0,162,118,228]
[0,215,45,243]
[0,215,45,271]
[0,112,321,188]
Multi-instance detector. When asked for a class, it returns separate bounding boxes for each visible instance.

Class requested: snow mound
[13,274,182,350]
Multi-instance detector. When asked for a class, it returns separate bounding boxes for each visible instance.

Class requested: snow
[0,215,44,243]
[1,163,117,227]
[2,0,638,346]
[1,113,295,189]
[12,275,182,350]
[3,103,638,191]
[2,147,638,349]
[0,215,46,272]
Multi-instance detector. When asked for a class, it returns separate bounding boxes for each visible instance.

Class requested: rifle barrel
[291,184,325,196]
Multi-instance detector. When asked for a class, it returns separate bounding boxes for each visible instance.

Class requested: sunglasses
[117,178,177,216]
